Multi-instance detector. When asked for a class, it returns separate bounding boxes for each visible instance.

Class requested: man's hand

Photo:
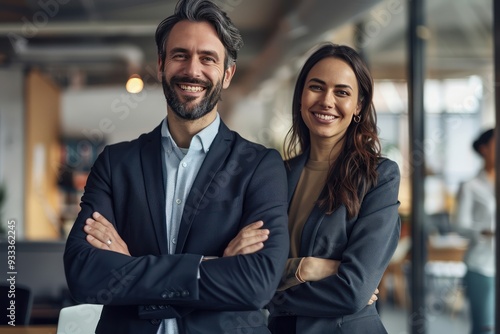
[223,221,269,257]
[84,212,131,256]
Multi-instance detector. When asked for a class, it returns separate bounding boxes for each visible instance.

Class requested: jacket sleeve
[193,149,290,310]
[64,147,289,311]
[276,258,304,291]
[64,146,203,306]
[269,159,401,317]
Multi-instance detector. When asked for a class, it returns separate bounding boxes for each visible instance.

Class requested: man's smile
[179,84,206,93]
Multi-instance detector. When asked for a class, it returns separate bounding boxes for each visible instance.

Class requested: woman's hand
[298,257,378,305]
[223,221,269,257]
[367,288,379,305]
[299,257,340,281]
[84,212,131,256]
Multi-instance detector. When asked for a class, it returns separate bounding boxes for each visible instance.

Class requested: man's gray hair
[155,0,244,70]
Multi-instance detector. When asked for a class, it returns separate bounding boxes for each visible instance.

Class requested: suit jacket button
[150,319,161,325]
[168,292,175,298]
[159,305,165,309]
[150,305,157,310]
[161,292,168,299]
[182,291,189,297]
[175,292,181,297]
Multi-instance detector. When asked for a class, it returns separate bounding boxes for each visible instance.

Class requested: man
[63,0,289,333]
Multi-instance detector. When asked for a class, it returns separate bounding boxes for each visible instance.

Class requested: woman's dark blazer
[268,152,401,334]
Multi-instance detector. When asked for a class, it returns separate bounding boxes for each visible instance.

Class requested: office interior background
[0,0,496,332]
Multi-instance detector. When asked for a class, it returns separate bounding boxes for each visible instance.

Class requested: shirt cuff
[198,256,218,279]
[277,257,305,291]
[295,257,306,283]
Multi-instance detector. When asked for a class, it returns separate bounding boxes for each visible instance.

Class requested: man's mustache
[170,75,212,88]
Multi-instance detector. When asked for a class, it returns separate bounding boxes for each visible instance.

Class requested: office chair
[56,304,103,334]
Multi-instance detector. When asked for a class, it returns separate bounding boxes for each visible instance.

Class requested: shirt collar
[161,113,220,154]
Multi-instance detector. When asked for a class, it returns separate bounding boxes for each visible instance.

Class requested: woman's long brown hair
[284,43,381,219]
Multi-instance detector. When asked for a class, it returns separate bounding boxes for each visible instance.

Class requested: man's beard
[162,74,223,121]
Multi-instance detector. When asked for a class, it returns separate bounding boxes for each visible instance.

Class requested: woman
[83,42,401,333]
[453,128,495,334]
[265,43,401,333]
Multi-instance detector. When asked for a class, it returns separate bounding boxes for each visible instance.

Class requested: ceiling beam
[0,22,156,37]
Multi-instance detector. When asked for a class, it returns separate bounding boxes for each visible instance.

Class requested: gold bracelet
[295,257,306,283]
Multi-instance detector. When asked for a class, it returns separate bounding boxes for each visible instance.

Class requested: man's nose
[183,58,202,78]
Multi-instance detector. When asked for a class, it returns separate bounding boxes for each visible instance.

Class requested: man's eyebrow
[168,47,189,55]
[199,50,220,61]
[168,47,220,61]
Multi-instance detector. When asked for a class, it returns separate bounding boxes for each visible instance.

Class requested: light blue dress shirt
[157,114,220,334]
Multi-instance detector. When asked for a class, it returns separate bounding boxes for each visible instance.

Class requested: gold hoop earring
[353,114,361,123]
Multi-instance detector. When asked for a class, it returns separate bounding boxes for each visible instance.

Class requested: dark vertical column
[494,1,500,333]
[354,22,368,64]
[408,0,427,333]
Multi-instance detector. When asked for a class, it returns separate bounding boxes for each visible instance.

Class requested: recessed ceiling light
[126,74,144,93]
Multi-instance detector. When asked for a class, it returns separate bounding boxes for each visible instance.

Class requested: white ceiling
[0,0,494,142]
[0,0,383,90]
[0,0,492,87]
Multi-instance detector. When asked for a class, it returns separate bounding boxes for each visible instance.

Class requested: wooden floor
[0,326,57,334]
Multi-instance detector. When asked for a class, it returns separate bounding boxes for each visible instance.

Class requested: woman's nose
[319,93,334,109]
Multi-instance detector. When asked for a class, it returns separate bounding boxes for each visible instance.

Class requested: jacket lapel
[299,207,325,257]
[286,150,308,204]
[140,123,168,254]
[175,121,233,253]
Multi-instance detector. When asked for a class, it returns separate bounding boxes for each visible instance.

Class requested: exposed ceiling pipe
[237,0,382,95]
[0,21,156,37]
[11,35,144,73]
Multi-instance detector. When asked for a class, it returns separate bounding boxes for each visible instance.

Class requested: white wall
[61,86,167,145]
[62,84,293,153]
[0,67,25,236]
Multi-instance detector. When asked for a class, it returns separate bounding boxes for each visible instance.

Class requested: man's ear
[222,63,236,89]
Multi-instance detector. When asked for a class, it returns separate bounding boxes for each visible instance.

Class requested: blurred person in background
[265,43,401,333]
[453,128,495,334]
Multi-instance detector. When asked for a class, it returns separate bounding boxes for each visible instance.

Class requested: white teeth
[314,113,335,121]
[180,85,204,92]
